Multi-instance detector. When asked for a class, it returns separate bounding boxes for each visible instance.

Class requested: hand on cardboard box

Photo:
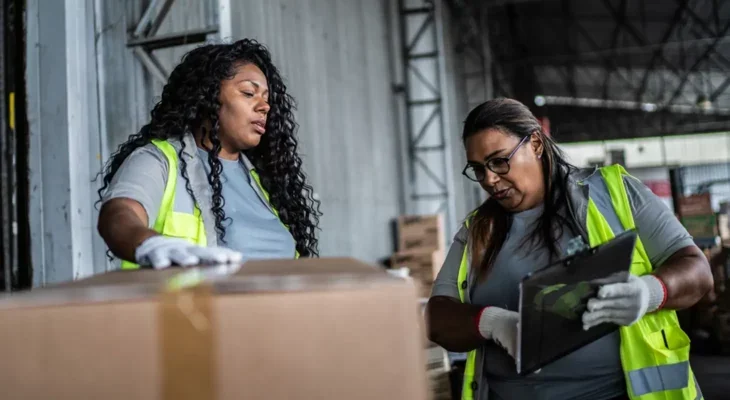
[135,236,243,269]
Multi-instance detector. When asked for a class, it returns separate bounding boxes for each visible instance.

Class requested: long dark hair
[98,39,322,257]
[463,98,577,280]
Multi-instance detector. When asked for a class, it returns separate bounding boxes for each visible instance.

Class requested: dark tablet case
[516,229,637,375]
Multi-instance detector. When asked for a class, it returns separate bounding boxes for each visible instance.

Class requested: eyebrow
[240,79,269,92]
[483,149,506,161]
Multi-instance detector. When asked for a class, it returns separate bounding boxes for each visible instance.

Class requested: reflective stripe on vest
[456,165,702,400]
[121,139,298,269]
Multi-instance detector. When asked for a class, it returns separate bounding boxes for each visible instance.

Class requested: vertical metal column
[0,0,9,292]
[0,0,20,292]
[398,0,457,239]
[451,1,492,207]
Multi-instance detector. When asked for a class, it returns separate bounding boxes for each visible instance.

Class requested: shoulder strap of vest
[598,164,636,231]
[464,209,478,228]
[150,139,178,232]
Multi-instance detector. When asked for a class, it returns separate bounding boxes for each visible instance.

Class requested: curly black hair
[98,39,322,257]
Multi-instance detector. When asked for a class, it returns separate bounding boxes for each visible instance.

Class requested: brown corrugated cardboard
[0,258,428,400]
[678,193,713,217]
[391,249,445,298]
[397,214,446,252]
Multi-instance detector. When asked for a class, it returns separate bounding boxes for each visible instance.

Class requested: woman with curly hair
[97,39,321,269]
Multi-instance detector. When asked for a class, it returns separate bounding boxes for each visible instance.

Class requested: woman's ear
[530,132,544,159]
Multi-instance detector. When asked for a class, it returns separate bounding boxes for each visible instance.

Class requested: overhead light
[696,94,712,111]
[641,103,657,112]
[534,95,546,107]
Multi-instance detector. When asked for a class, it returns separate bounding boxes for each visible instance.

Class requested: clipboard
[516,229,637,376]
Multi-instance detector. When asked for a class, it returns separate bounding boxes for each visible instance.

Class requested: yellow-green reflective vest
[457,164,702,400]
[120,139,298,269]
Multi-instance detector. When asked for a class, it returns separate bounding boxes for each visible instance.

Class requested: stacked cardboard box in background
[392,215,451,399]
[390,214,446,298]
[420,295,452,400]
[678,193,718,240]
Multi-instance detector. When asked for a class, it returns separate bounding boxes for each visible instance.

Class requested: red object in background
[644,180,672,198]
[538,116,550,137]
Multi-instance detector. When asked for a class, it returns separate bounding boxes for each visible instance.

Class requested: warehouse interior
[1,0,730,398]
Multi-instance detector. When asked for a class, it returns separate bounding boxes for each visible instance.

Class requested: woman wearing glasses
[426,98,712,400]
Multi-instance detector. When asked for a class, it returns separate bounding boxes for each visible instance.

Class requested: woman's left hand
[582,274,667,330]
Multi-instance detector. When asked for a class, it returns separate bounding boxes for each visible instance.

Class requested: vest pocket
[626,325,691,396]
[647,326,690,356]
[163,211,202,242]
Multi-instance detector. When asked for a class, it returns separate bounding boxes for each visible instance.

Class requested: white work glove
[135,236,243,270]
[477,307,519,359]
[582,274,666,331]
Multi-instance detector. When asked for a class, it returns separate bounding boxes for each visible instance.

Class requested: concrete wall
[26,0,479,284]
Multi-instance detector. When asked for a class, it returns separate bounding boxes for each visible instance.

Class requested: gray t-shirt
[102,144,296,262]
[432,172,695,400]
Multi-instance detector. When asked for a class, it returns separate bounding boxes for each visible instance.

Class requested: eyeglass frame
[461,135,531,182]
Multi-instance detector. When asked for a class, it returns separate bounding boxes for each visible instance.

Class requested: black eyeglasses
[462,135,530,182]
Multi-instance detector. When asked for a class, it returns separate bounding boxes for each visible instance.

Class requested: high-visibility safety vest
[120,139,297,269]
[457,165,703,400]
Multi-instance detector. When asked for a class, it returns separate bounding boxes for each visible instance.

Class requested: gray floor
[692,355,730,400]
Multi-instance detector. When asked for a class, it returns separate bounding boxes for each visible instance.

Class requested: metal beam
[680,4,730,68]
[128,0,218,87]
[573,21,640,93]
[547,106,730,142]
[602,0,706,96]
[148,0,175,37]
[540,95,730,115]
[398,0,456,239]
[127,26,217,51]
[562,0,577,98]
[133,0,163,38]
[710,76,730,102]
[497,35,730,66]
[635,0,689,102]
[601,0,627,100]
[663,20,730,108]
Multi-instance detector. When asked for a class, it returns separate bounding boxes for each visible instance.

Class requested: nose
[256,99,270,115]
[481,168,500,189]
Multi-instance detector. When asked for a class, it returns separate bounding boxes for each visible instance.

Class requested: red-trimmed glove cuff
[475,306,490,338]
[656,276,668,311]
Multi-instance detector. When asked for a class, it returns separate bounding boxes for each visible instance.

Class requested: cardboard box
[678,193,713,217]
[397,214,446,252]
[681,214,718,239]
[0,258,428,400]
[391,249,445,298]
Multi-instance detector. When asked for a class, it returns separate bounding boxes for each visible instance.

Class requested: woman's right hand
[477,307,520,359]
[135,236,243,269]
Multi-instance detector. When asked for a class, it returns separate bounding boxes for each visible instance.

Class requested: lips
[491,188,511,200]
[252,120,266,134]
